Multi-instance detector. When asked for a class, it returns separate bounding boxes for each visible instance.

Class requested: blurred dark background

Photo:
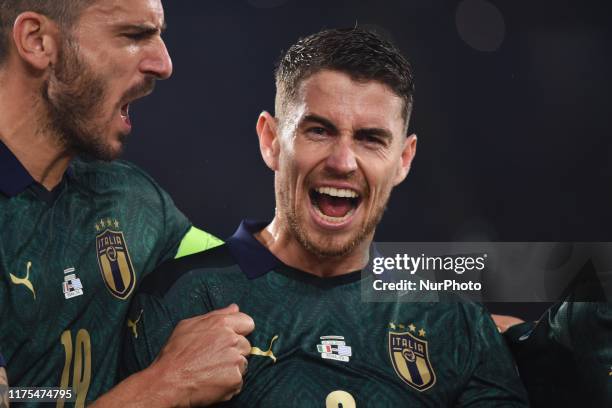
[123,0,612,319]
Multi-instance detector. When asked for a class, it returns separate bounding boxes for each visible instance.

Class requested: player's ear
[392,133,417,186]
[12,12,61,71]
[256,111,280,171]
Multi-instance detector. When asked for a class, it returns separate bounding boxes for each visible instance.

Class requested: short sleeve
[143,173,222,263]
[155,181,192,263]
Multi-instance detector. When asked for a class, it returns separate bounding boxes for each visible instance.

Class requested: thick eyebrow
[354,127,393,141]
[301,114,393,141]
[114,21,167,35]
[300,114,338,134]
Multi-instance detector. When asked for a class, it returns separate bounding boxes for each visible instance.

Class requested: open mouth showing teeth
[309,186,361,223]
[120,103,130,123]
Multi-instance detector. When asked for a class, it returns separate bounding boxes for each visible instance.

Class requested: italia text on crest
[95,218,136,299]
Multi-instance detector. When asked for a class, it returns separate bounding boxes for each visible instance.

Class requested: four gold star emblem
[389,322,426,338]
[95,218,121,231]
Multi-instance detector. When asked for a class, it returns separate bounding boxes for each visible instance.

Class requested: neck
[256,216,372,277]
[0,66,73,191]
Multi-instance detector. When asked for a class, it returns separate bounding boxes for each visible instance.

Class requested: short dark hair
[0,0,95,65]
[275,27,415,129]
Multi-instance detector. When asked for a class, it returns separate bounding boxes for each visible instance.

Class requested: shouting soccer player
[123,28,528,406]
[0,1,258,406]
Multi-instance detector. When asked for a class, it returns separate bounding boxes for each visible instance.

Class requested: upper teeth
[316,187,358,198]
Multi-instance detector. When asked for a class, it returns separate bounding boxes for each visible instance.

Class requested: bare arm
[91,304,254,408]
[89,364,176,408]
[0,367,8,408]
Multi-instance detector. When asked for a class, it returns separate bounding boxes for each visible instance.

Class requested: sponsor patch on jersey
[317,335,352,362]
[96,219,136,300]
[388,326,436,391]
[62,267,84,299]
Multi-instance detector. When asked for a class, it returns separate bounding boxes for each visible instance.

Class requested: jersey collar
[226,219,380,282]
[0,139,35,197]
[0,139,75,200]
[226,219,282,279]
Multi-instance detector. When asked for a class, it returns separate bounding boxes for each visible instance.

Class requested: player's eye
[124,32,151,41]
[308,127,327,136]
[358,133,385,146]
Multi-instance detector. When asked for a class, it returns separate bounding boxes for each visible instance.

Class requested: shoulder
[132,244,247,326]
[70,159,165,195]
[416,301,490,327]
[137,244,245,298]
[395,301,494,342]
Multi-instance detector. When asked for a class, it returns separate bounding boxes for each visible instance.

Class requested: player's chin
[93,137,125,162]
[106,140,126,161]
[304,230,360,258]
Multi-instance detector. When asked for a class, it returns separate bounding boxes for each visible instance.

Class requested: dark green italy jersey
[504,301,612,407]
[0,141,222,406]
[124,220,528,407]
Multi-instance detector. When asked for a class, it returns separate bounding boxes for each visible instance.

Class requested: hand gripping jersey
[0,141,222,406]
[124,220,528,407]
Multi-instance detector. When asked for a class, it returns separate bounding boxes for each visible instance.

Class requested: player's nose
[140,37,173,80]
[325,137,358,175]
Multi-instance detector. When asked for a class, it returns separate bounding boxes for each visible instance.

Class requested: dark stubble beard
[40,38,120,161]
[41,38,156,161]
[278,172,389,259]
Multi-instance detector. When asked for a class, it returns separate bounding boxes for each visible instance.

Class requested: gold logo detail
[250,335,279,363]
[389,322,418,333]
[388,328,436,391]
[96,221,136,300]
[10,261,36,299]
[127,309,144,339]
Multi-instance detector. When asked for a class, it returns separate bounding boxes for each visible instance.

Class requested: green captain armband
[175,226,223,259]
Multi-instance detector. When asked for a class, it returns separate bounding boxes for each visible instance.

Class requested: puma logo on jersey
[127,309,144,339]
[250,334,279,363]
[10,261,36,299]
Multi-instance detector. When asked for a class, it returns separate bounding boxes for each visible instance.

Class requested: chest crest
[388,321,436,391]
[95,218,135,300]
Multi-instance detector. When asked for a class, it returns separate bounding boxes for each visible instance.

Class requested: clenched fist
[152,304,255,406]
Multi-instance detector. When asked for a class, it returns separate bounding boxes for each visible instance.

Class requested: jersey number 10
[58,329,91,408]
